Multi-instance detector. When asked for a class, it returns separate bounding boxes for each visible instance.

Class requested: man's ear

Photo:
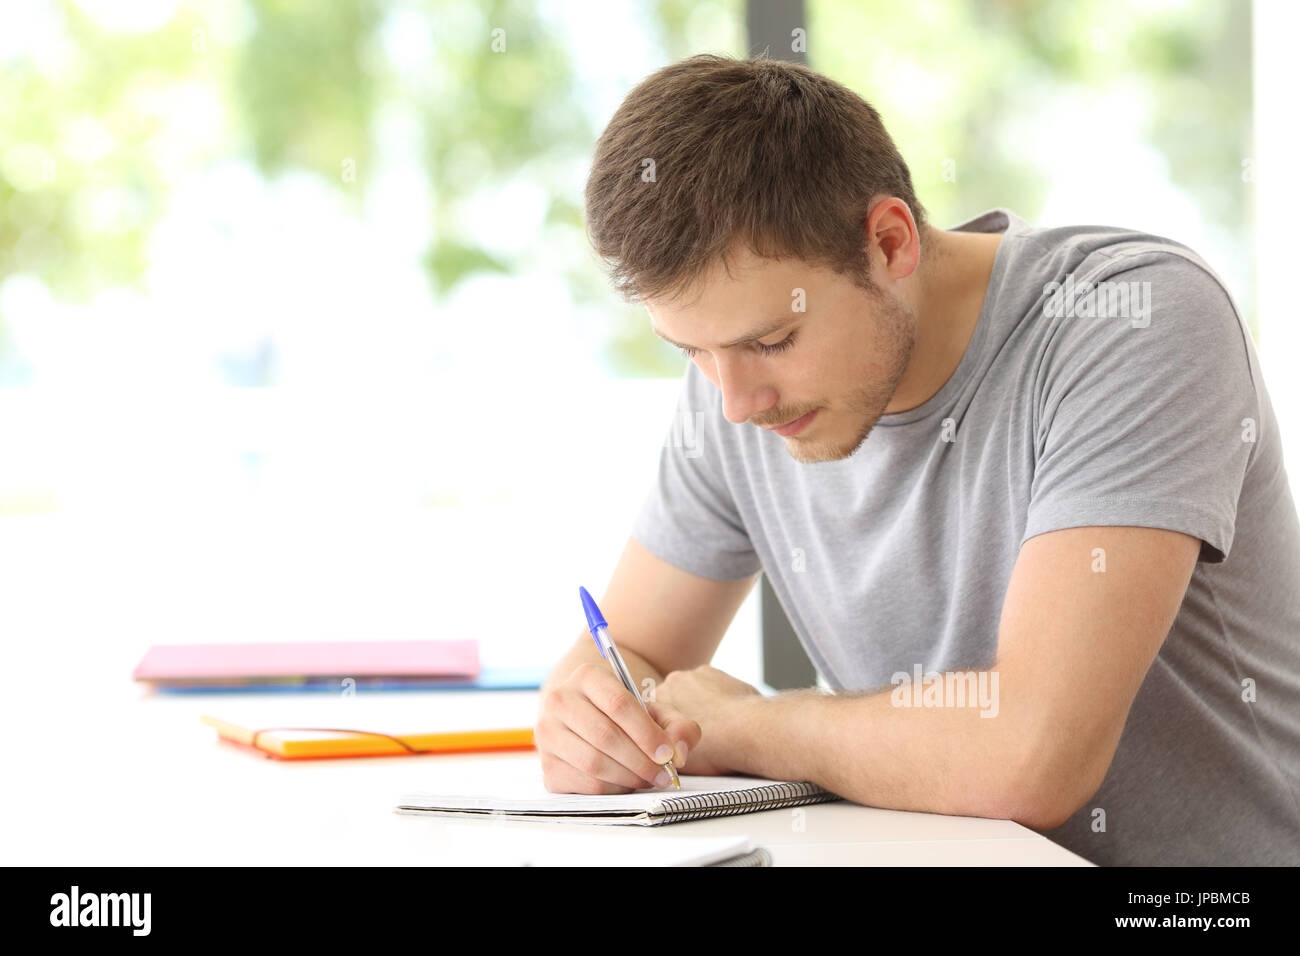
[864,197,920,282]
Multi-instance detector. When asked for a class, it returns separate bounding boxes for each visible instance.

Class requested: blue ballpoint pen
[578,586,681,790]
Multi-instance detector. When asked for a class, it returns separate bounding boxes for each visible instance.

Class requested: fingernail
[674,741,689,766]
[654,770,670,787]
[654,744,673,762]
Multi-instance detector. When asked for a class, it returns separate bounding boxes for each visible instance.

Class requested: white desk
[2,677,1091,866]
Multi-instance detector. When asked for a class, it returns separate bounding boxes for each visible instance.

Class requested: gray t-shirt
[631,208,1300,866]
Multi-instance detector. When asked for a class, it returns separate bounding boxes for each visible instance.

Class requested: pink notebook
[132,640,479,682]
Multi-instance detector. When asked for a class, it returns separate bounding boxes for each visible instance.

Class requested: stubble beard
[786,291,916,464]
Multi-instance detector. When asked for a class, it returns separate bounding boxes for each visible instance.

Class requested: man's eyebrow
[651,317,794,351]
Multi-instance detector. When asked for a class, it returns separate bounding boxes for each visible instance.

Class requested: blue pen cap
[578,586,608,659]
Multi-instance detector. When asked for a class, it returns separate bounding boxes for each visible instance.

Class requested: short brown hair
[584,54,927,303]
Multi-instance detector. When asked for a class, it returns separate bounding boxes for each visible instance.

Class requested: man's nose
[712,354,777,425]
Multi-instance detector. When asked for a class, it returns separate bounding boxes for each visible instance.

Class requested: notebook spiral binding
[651,781,839,824]
[708,847,773,867]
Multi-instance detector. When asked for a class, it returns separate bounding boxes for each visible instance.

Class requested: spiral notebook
[395,774,840,826]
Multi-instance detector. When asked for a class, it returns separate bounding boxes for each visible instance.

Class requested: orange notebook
[200,694,537,760]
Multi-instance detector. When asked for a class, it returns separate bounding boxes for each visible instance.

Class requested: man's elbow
[992,730,1108,831]
[1002,785,1084,831]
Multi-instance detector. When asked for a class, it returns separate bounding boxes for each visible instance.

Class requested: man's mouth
[762,408,819,437]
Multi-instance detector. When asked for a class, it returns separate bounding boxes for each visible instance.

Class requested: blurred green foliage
[815,0,1251,228]
[0,0,1255,381]
[0,2,202,302]
[236,0,380,186]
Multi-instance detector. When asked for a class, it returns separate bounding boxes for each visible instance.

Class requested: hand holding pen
[532,587,700,794]
[580,586,680,789]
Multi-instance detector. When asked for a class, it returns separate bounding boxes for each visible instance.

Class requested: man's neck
[883,225,1004,415]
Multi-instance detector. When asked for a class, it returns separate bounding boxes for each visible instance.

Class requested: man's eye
[676,331,796,359]
[755,331,797,356]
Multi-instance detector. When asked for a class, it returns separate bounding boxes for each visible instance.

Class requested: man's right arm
[536,534,758,793]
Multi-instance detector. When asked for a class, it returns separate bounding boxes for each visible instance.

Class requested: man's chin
[783,434,854,464]
[783,415,877,463]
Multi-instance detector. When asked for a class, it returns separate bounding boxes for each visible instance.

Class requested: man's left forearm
[715,678,1062,827]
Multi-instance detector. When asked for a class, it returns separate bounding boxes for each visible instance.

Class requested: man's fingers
[645,701,703,767]
[563,688,670,786]
[536,712,653,790]
[577,664,680,773]
[539,747,636,795]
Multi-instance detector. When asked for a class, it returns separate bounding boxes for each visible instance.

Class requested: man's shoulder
[1007,215,1221,287]
[999,217,1245,347]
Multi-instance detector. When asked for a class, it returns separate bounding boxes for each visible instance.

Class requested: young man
[536,54,1300,866]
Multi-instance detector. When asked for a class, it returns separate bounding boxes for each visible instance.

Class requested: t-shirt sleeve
[1022,250,1260,563]
[631,362,763,580]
